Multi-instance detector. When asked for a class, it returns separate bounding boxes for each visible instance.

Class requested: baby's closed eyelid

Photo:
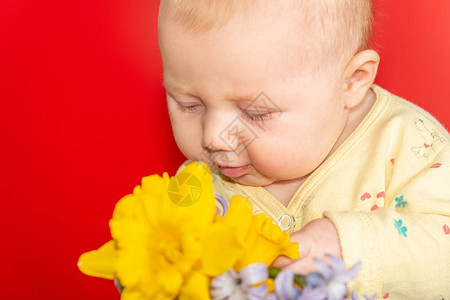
[241,109,274,123]
[176,102,203,113]
[166,93,202,112]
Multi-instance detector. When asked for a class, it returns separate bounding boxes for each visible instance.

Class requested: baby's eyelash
[177,103,202,113]
[241,111,273,123]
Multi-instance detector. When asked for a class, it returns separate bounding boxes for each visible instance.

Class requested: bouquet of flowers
[78,161,365,300]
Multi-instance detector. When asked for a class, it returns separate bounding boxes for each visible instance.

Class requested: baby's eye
[241,111,273,123]
[177,102,202,113]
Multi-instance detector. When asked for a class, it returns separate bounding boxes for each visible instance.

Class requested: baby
[158,0,450,298]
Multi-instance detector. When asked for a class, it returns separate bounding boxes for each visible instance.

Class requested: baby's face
[159,7,349,187]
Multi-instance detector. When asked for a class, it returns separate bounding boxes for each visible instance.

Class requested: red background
[0,1,449,299]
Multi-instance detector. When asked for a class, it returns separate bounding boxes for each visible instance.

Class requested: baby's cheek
[247,141,283,171]
[249,139,314,178]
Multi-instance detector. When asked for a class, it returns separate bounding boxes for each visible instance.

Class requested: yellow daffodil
[78,161,300,300]
[266,278,275,293]
[218,195,300,271]
[80,162,242,300]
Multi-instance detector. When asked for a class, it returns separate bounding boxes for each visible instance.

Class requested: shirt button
[278,214,294,231]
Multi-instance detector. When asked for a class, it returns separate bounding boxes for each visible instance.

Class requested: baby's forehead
[160,0,300,33]
[159,0,373,73]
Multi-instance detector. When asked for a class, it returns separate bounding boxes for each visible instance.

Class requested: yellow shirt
[176,85,450,298]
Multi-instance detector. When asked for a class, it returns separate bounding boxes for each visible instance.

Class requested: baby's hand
[272,218,342,275]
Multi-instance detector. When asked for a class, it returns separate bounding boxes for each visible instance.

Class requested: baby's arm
[276,145,450,298]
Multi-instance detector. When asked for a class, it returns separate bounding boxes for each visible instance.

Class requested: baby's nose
[201,111,241,153]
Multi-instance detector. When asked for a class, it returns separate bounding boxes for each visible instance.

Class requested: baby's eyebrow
[161,79,186,94]
[229,93,255,102]
[163,80,248,101]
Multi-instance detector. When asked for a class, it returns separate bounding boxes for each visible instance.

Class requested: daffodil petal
[234,213,300,270]
[222,195,253,242]
[258,217,300,260]
[158,268,184,297]
[200,223,243,276]
[169,161,216,227]
[112,193,137,221]
[179,272,210,300]
[141,173,167,197]
[279,243,301,260]
[77,240,117,280]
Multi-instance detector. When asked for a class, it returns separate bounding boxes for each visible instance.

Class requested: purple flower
[274,269,301,300]
[214,194,228,216]
[210,263,269,300]
[298,284,328,300]
[301,254,361,300]
[211,256,362,300]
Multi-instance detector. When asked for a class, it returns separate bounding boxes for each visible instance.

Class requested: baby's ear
[342,49,380,109]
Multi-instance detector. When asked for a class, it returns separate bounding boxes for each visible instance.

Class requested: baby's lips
[218,164,252,177]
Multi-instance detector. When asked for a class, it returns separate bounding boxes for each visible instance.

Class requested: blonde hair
[159,0,373,74]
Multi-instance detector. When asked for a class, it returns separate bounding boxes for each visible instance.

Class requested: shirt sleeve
[324,144,450,299]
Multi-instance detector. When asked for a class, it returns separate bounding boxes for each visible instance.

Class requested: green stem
[268,267,306,289]
[293,274,306,288]
[268,267,281,278]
